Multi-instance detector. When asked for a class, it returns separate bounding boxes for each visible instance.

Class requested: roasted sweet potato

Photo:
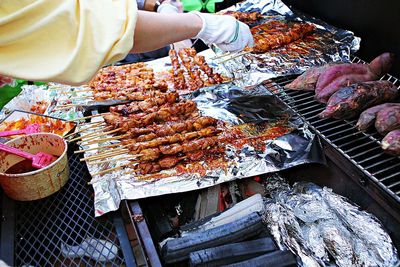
[356,103,400,131]
[382,130,400,156]
[375,105,400,135]
[319,80,398,119]
[284,64,334,91]
[315,53,395,103]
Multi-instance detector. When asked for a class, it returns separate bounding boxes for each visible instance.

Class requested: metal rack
[265,56,400,206]
[1,145,133,266]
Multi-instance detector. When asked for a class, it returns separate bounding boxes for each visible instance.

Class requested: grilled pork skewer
[169,49,187,90]
[193,54,223,84]
[104,100,197,130]
[126,126,221,152]
[178,48,204,90]
[110,92,179,115]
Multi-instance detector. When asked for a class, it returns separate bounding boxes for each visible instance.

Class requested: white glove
[157,3,179,14]
[192,12,254,52]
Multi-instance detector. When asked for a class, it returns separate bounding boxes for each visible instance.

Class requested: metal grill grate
[13,146,126,267]
[265,56,400,203]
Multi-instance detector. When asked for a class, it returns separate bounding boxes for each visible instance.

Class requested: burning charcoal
[189,237,277,266]
[161,212,264,264]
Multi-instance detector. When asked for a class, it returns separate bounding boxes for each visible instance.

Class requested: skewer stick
[53,106,76,112]
[61,88,93,94]
[79,149,130,162]
[92,162,136,176]
[217,51,252,64]
[210,52,232,60]
[74,142,124,154]
[75,128,122,143]
[68,126,114,142]
[56,103,83,109]
[69,113,109,121]
[87,155,138,165]
[64,122,104,138]
[68,95,94,100]
[79,133,130,145]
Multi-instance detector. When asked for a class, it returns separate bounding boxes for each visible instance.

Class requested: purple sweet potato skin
[375,105,400,135]
[319,80,398,119]
[369,52,395,77]
[315,53,395,103]
[284,64,334,91]
[315,63,369,94]
[356,103,400,131]
[382,129,400,155]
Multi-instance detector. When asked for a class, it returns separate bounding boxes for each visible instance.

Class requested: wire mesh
[14,145,126,267]
[264,57,400,203]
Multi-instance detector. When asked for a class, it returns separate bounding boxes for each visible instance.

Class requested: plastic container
[0,133,69,201]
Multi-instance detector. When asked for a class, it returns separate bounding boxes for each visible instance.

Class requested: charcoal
[189,237,276,267]
[223,250,297,267]
[161,212,264,264]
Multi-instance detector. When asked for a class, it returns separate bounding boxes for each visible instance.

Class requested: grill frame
[264,56,400,207]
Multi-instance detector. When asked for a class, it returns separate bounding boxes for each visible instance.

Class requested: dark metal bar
[129,201,162,267]
[113,215,137,267]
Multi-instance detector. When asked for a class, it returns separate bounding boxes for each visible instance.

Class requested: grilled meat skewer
[110,92,179,115]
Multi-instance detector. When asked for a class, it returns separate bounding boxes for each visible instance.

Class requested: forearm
[132,11,202,53]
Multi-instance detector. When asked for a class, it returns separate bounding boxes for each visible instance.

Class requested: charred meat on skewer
[251,21,315,53]
[224,11,263,25]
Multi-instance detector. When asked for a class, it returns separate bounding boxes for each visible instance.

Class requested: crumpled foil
[215,0,361,88]
[0,83,84,121]
[0,85,50,120]
[82,83,325,216]
[261,175,399,267]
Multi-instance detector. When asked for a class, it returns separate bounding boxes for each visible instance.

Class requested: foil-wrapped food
[262,175,399,267]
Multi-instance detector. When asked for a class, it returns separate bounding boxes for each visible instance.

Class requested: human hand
[192,12,254,52]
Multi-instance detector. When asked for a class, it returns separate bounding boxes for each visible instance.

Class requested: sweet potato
[369,52,395,77]
[382,130,400,156]
[375,105,400,135]
[315,53,395,103]
[319,80,398,119]
[284,64,334,91]
[356,103,400,131]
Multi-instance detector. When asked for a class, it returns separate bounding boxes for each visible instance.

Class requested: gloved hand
[192,12,254,52]
[158,0,183,13]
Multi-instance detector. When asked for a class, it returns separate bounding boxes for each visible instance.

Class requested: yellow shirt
[0,0,137,85]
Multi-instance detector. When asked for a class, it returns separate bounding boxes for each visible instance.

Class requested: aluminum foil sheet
[0,83,84,121]
[81,83,325,216]
[262,175,399,267]
[215,0,361,88]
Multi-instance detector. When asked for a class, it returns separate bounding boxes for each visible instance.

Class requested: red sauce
[5,159,37,174]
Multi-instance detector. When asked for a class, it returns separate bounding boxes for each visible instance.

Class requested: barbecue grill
[123,56,400,265]
[2,1,400,265]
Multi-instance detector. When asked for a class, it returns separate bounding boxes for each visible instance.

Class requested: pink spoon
[0,143,56,169]
[0,123,41,137]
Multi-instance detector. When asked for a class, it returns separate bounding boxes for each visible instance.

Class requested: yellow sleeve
[0,0,137,85]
